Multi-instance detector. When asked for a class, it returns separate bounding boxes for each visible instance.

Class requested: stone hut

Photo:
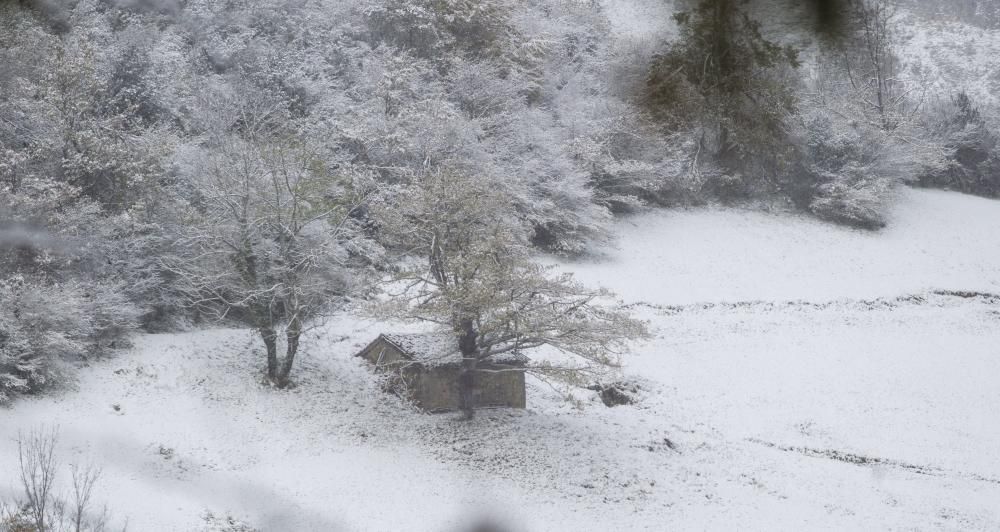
[357,332,527,412]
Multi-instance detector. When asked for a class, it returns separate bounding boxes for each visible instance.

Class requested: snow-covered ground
[3,188,1000,531]
[601,0,676,40]
[570,188,1000,304]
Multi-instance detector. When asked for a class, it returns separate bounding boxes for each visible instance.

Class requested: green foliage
[645,0,801,188]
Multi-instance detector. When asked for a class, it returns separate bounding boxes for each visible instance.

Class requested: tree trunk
[260,327,278,382]
[457,318,479,419]
[276,316,301,388]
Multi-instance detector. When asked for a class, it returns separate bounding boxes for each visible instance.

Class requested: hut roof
[373,332,529,367]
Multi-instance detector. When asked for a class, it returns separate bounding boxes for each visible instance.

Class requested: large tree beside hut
[374,169,648,417]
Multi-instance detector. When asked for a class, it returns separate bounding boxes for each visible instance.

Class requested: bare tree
[69,464,110,532]
[166,131,372,388]
[839,0,918,131]
[375,169,648,418]
[803,0,948,198]
[17,427,59,532]
[3,427,120,532]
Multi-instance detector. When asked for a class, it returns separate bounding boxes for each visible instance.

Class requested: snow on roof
[381,332,462,366]
[486,350,530,366]
[378,332,529,367]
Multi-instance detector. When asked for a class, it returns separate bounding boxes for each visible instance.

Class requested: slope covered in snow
[568,188,1000,305]
[897,10,1000,123]
[2,189,1000,531]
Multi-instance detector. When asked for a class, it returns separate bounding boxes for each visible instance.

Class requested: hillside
[3,1,1000,530]
[568,188,1000,304]
[2,189,998,531]
[898,10,1000,125]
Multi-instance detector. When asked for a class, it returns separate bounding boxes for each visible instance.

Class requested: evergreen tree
[646,0,801,194]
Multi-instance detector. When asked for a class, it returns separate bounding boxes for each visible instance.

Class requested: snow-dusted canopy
[371,333,529,367]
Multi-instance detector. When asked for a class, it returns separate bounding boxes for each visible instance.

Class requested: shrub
[808,172,890,230]
[790,109,918,230]
[587,381,642,407]
[0,505,36,532]
[0,277,138,405]
[919,92,1000,197]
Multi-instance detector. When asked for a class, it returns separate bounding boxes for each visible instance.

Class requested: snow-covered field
[570,188,1000,304]
[3,188,1000,531]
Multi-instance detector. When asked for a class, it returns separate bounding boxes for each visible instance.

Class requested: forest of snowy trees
[1,0,999,409]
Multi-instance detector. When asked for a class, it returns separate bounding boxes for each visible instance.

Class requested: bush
[789,109,911,230]
[919,92,1000,197]
[0,277,138,405]
[106,219,191,333]
[808,175,889,230]
[587,381,642,407]
[0,174,156,371]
